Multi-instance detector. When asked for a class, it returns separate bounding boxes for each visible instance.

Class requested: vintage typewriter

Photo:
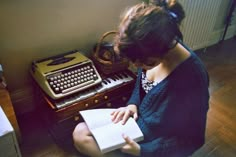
[31,50,102,99]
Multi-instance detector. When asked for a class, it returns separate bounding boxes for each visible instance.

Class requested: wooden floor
[192,38,236,157]
[17,38,236,157]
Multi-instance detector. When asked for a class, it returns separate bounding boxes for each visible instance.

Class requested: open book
[80,108,144,154]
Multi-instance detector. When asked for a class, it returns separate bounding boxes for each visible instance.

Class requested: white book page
[91,117,144,153]
[80,108,116,130]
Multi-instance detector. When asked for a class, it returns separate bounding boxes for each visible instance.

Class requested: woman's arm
[126,68,142,105]
[111,68,142,124]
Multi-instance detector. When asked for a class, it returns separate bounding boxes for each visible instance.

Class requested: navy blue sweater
[126,50,209,157]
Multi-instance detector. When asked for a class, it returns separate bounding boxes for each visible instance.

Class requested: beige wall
[0,0,138,114]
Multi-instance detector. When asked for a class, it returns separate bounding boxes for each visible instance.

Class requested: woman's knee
[72,122,102,156]
[72,122,89,143]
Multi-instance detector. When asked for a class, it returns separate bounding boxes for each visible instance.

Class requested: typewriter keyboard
[46,62,101,95]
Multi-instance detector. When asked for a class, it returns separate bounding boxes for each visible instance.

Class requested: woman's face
[133,57,161,70]
[114,44,161,70]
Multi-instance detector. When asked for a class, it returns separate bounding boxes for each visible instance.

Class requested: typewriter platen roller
[31,50,102,99]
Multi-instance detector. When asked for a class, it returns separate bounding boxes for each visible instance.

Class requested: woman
[73,1,209,157]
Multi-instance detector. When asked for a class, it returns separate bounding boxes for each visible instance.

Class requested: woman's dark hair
[114,1,185,62]
[151,0,185,25]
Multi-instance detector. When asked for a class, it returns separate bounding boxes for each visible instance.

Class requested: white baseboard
[191,24,236,51]
[208,24,236,47]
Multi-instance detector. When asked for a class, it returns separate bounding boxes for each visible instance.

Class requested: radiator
[179,0,222,50]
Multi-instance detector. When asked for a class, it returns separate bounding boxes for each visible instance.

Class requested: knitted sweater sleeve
[139,136,201,157]
[139,89,209,157]
[127,68,142,105]
[139,84,209,157]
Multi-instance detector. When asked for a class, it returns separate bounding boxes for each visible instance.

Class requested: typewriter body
[31,50,102,99]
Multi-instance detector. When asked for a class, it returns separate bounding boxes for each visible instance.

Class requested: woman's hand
[121,134,140,156]
[111,104,138,125]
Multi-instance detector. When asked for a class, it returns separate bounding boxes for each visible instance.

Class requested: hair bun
[168,11,178,21]
[152,0,185,24]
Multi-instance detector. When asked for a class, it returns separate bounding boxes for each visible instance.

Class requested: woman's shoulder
[177,41,206,69]
[168,43,208,82]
